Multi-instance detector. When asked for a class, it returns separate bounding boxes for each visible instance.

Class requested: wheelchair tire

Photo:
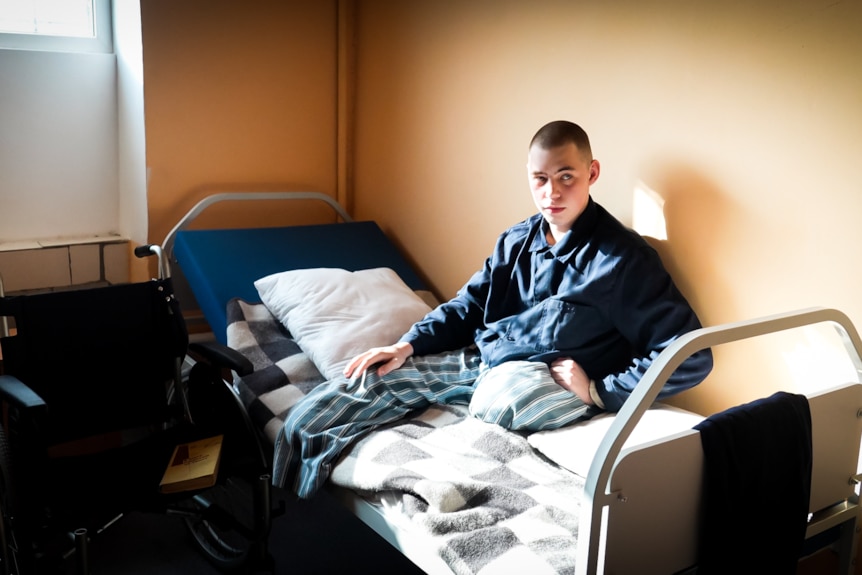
[0,425,21,575]
[183,476,256,572]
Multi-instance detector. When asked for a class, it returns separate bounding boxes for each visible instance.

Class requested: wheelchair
[0,245,272,574]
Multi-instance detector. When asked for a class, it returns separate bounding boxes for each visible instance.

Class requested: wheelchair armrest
[0,374,48,414]
[188,341,254,377]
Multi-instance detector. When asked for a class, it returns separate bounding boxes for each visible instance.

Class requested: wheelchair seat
[0,252,272,575]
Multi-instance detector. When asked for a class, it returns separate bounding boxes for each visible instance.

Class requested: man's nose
[546,182,561,198]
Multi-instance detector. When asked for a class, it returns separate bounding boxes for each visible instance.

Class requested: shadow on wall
[643,163,736,327]
[639,163,785,415]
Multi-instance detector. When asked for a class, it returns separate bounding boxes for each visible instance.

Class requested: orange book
[159,434,223,494]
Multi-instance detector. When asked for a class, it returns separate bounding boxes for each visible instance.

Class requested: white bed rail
[161,191,353,261]
[578,306,862,574]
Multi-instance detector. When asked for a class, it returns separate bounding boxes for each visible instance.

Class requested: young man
[273,120,713,498]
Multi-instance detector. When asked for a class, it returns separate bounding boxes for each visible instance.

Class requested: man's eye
[534,176,548,185]
[560,173,573,181]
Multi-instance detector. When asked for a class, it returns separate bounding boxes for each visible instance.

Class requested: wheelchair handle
[0,272,8,338]
[134,244,170,280]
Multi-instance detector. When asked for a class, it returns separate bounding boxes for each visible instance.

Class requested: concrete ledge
[0,236,129,294]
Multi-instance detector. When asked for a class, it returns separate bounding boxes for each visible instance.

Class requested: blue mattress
[174,221,426,344]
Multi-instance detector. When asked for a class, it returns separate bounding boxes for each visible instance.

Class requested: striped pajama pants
[272,348,589,498]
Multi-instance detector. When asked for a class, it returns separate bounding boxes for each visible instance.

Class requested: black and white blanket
[227,298,326,444]
[226,298,583,575]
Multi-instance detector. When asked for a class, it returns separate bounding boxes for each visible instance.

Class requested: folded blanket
[694,391,812,574]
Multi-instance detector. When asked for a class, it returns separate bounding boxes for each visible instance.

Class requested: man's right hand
[549,356,593,405]
[343,341,414,379]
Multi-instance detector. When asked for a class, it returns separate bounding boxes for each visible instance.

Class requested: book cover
[159,434,223,494]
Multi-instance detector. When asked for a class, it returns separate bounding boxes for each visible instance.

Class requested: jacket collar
[529,197,597,264]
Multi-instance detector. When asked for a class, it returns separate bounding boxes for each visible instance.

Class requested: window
[0,0,112,53]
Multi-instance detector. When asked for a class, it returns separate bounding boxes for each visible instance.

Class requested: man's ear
[589,159,601,184]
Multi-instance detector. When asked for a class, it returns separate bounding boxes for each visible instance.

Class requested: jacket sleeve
[595,247,714,412]
[399,258,492,357]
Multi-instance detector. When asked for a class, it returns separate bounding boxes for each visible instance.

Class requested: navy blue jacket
[401,198,713,411]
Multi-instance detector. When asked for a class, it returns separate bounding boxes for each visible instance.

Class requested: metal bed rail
[161,191,353,261]
[577,306,862,574]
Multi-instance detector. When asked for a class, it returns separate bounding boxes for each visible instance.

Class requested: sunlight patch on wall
[781,325,861,394]
[632,181,667,241]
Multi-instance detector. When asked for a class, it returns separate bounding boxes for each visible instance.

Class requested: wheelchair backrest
[0,279,188,446]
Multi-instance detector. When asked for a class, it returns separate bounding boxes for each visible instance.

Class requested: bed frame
[328,308,862,575]
[581,306,862,574]
[163,191,862,574]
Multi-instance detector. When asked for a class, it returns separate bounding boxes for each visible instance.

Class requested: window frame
[0,0,113,54]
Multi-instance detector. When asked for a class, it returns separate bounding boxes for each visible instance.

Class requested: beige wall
[140,0,338,248]
[140,0,862,414]
[351,0,862,413]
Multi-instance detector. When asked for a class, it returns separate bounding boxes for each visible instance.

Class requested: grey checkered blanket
[226,298,327,444]
[226,298,583,575]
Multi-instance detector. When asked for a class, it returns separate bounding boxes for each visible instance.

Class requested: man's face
[527,142,600,240]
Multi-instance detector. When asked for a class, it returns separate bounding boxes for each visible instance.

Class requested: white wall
[0,0,148,289]
[114,0,148,245]
[0,48,119,243]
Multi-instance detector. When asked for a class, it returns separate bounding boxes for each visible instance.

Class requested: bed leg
[74,528,89,575]
[836,514,859,575]
[249,473,273,574]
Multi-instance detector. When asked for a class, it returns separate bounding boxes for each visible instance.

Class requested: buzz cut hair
[529,120,593,161]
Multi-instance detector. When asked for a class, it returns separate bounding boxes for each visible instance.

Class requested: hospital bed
[164,191,862,574]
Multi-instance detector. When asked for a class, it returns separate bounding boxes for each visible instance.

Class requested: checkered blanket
[226,298,583,575]
[226,299,326,444]
[331,405,584,574]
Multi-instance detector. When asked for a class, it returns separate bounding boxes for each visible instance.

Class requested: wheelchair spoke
[181,476,256,572]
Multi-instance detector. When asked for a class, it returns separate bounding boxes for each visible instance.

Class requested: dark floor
[31,484,854,575]
[61,487,426,575]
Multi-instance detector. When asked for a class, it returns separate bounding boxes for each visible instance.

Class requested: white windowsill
[0,234,128,252]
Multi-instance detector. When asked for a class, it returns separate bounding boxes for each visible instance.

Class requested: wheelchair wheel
[0,425,21,575]
[183,475,257,572]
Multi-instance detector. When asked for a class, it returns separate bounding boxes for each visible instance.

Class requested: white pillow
[254,267,432,380]
[527,403,705,478]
